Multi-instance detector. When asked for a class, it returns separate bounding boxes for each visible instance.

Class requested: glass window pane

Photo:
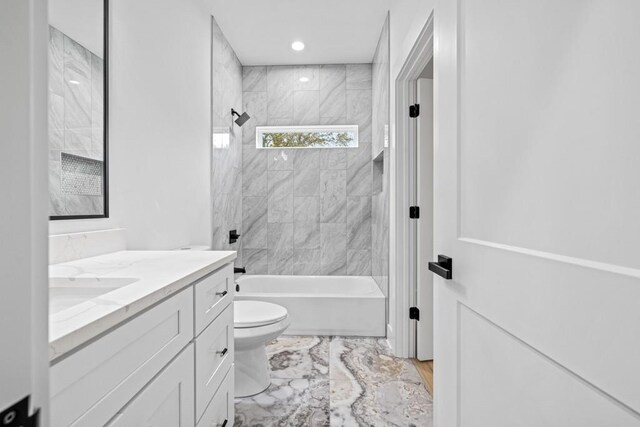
[256,125,358,149]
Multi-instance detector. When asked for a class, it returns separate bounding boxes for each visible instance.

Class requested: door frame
[415,77,434,361]
[0,0,50,421]
[393,11,434,358]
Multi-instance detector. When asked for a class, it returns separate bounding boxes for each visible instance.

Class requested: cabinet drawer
[106,344,195,427]
[197,368,234,427]
[195,304,234,421]
[51,287,194,427]
[194,263,233,336]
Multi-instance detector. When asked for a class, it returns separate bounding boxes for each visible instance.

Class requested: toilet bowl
[234,300,290,398]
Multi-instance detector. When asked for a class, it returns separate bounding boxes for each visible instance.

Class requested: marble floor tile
[234,379,330,427]
[234,336,432,427]
[329,337,423,384]
[329,338,432,427]
[268,336,330,379]
[330,379,433,427]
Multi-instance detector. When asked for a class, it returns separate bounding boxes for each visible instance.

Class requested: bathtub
[235,275,385,337]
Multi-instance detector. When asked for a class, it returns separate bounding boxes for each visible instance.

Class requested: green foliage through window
[257,126,358,148]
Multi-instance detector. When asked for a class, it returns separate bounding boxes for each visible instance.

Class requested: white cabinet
[51,287,194,427]
[197,368,234,427]
[107,344,195,427]
[50,262,235,427]
[194,263,234,335]
[195,305,234,421]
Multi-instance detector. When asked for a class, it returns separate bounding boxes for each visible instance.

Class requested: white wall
[0,0,49,421]
[49,0,103,57]
[49,0,213,250]
[387,0,435,355]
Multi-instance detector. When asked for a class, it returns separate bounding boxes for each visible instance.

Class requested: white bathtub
[235,275,385,337]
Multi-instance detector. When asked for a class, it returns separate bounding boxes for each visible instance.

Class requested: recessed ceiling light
[69,80,80,85]
[291,41,305,51]
[299,77,310,83]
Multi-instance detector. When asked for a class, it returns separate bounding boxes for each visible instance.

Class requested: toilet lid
[234,301,288,328]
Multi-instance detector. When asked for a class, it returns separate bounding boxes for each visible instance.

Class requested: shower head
[231,108,251,127]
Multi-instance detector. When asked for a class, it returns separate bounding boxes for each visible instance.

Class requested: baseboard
[386,323,394,352]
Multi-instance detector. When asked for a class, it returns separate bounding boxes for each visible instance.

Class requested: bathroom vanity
[48,247,236,426]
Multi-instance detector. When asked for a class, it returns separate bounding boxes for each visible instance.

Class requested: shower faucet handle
[229,229,240,244]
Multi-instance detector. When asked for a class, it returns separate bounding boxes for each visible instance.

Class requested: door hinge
[409,306,420,320]
[1,396,40,427]
[409,206,420,219]
[409,104,420,118]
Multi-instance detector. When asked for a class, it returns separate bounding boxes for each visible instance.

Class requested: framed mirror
[48,0,108,219]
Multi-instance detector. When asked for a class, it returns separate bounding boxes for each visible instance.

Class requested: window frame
[255,125,359,149]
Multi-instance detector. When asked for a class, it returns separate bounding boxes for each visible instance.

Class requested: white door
[417,78,434,361]
[0,0,49,422]
[434,0,640,425]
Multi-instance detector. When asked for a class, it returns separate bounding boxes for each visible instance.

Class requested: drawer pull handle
[205,290,227,314]
[216,347,228,357]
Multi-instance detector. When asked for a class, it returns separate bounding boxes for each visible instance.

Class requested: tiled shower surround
[48,26,104,216]
[210,17,244,267]
[372,16,390,298]
[241,64,374,275]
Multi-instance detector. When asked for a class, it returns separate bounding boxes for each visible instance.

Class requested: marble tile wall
[241,64,373,275]
[49,26,104,216]
[372,16,390,298]
[210,17,244,267]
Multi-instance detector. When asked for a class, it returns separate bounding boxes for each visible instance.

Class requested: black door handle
[428,255,452,279]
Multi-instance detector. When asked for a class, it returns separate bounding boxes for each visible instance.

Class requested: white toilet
[234,300,291,397]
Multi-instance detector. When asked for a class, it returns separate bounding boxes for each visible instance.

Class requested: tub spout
[234,267,246,274]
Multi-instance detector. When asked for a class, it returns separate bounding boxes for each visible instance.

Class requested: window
[256,125,358,149]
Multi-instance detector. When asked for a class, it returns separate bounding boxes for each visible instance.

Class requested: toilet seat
[234,300,288,328]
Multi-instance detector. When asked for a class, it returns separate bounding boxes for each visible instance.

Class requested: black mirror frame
[50,0,109,221]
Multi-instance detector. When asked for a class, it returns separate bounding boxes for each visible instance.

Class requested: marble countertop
[49,250,236,362]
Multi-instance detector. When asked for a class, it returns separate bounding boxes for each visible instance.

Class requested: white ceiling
[208,0,390,66]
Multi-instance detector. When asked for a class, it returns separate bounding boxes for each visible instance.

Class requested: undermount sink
[49,277,139,314]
